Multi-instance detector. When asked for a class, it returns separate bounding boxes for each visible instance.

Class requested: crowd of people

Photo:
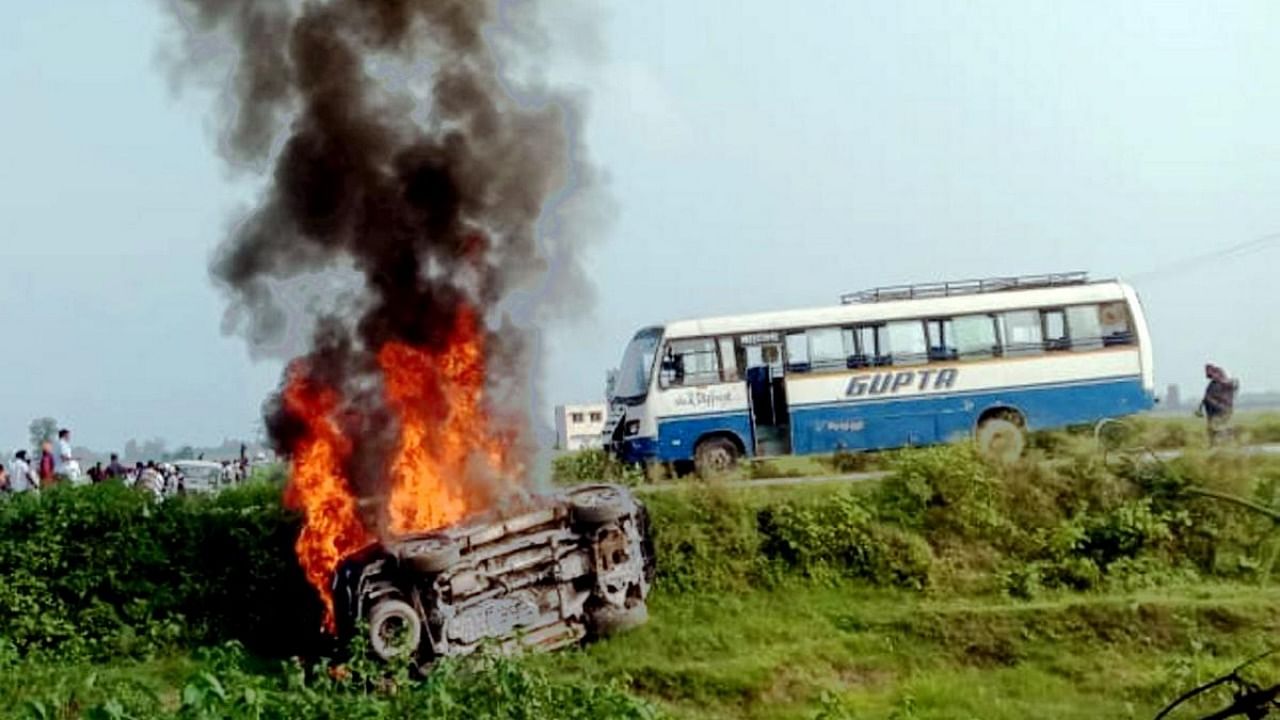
[0,427,256,498]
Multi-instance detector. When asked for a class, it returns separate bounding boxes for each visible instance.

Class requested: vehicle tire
[976,416,1025,463]
[571,485,634,525]
[405,535,461,574]
[367,598,422,662]
[589,601,649,637]
[1094,417,1135,451]
[694,436,739,477]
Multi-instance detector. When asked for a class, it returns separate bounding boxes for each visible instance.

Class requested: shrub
[821,450,880,475]
[643,488,762,592]
[758,490,932,589]
[7,442,1280,666]
[551,449,646,486]
[874,445,1005,542]
[0,481,318,661]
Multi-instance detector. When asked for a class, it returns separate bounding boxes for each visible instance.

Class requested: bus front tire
[976,417,1025,464]
[694,437,739,477]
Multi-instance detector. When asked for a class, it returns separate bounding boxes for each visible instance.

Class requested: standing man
[8,451,39,493]
[106,453,126,480]
[55,428,82,485]
[137,462,164,499]
[1197,363,1240,446]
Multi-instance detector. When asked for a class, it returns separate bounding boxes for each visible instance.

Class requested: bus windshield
[613,327,662,400]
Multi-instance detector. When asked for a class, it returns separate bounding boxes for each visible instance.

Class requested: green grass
[537,582,1280,719]
[9,583,1279,719]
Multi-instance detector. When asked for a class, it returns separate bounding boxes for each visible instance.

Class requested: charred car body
[332,484,654,663]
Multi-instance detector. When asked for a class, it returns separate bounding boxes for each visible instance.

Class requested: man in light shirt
[55,428,83,485]
[7,450,39,493]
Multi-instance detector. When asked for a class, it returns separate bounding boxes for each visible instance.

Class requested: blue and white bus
[602,273,1154,474]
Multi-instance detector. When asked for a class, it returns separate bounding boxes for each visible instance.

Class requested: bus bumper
[608,437,659,465]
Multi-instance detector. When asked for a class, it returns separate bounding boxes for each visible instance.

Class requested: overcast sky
[2,1,1278,452]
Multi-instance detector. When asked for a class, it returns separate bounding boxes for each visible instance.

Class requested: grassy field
[541,582,1280,719]
[9,581,1280,719]
[8,425,1280,718]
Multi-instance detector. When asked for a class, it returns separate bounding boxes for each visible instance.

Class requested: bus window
[785,332,810,372]
[952,314,998,359]
[660,338,720,388]
[1099,302,1134,345]
[1042,309,1068,351]
[925,319,957,361]
[807,327,846,370]
[718,337,742,382]
[849,325,888,367]
[885,320,928,365]
[613,327,662,400]
[1001,310,1043,356]
[1067,304,1103,351]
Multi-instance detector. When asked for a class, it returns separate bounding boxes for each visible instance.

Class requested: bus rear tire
[694,437,739,477]
[977,417,1025,464]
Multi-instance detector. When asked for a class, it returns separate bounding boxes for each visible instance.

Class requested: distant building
[554,403,606,451]
[1165,383,1181,409]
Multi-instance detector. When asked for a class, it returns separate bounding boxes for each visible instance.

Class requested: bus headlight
[625,419,640,437]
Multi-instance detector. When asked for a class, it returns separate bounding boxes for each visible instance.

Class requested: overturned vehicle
[332,484,654,664]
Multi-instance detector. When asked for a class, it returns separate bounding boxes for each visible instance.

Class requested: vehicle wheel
[367,598,422,662]
[571,485,634,525]
[1094,418,1135,451]
[694,437,739,477]
[976,416,1025,463]
[405,535,461,574]
[589,601,649,637]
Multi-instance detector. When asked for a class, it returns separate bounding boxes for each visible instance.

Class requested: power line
[1128,231,1280,283]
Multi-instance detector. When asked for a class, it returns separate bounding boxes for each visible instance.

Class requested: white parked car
[171,460,228,494]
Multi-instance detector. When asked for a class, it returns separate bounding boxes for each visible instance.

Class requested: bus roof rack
[840,271,1090,305]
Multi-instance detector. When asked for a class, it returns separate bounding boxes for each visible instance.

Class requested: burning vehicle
[332,484,654,663]
[170,0,618,667]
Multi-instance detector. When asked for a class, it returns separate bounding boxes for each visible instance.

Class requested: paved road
[634,443,1280,494]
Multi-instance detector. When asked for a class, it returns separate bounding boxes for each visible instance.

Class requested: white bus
[602,273,1154,474]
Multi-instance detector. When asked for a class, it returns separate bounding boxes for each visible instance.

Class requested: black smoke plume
[166,0,599,500]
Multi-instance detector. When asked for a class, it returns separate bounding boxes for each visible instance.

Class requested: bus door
[743,337,791,456]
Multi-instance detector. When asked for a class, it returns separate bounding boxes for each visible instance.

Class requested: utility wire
[1128,231,1280,283]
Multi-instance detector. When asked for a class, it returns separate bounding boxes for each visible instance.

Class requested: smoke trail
[166,1,600,515]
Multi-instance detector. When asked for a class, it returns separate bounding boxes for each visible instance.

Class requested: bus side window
[885,320,928,366]
[660,338,720,388]
[785,332,810,372]
[1067,304,1103,351]
[718,337,743,382]
[807,327,846,370]
[1042,309,1068,351]
[848,325,882,368]
[952,314,998,359]
[1099,302,1134,346]
[1000,310,1043,356]
[925,318,957,361]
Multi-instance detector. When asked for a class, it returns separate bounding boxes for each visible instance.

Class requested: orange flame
[280,368,372,630]
[282,305,522,630]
